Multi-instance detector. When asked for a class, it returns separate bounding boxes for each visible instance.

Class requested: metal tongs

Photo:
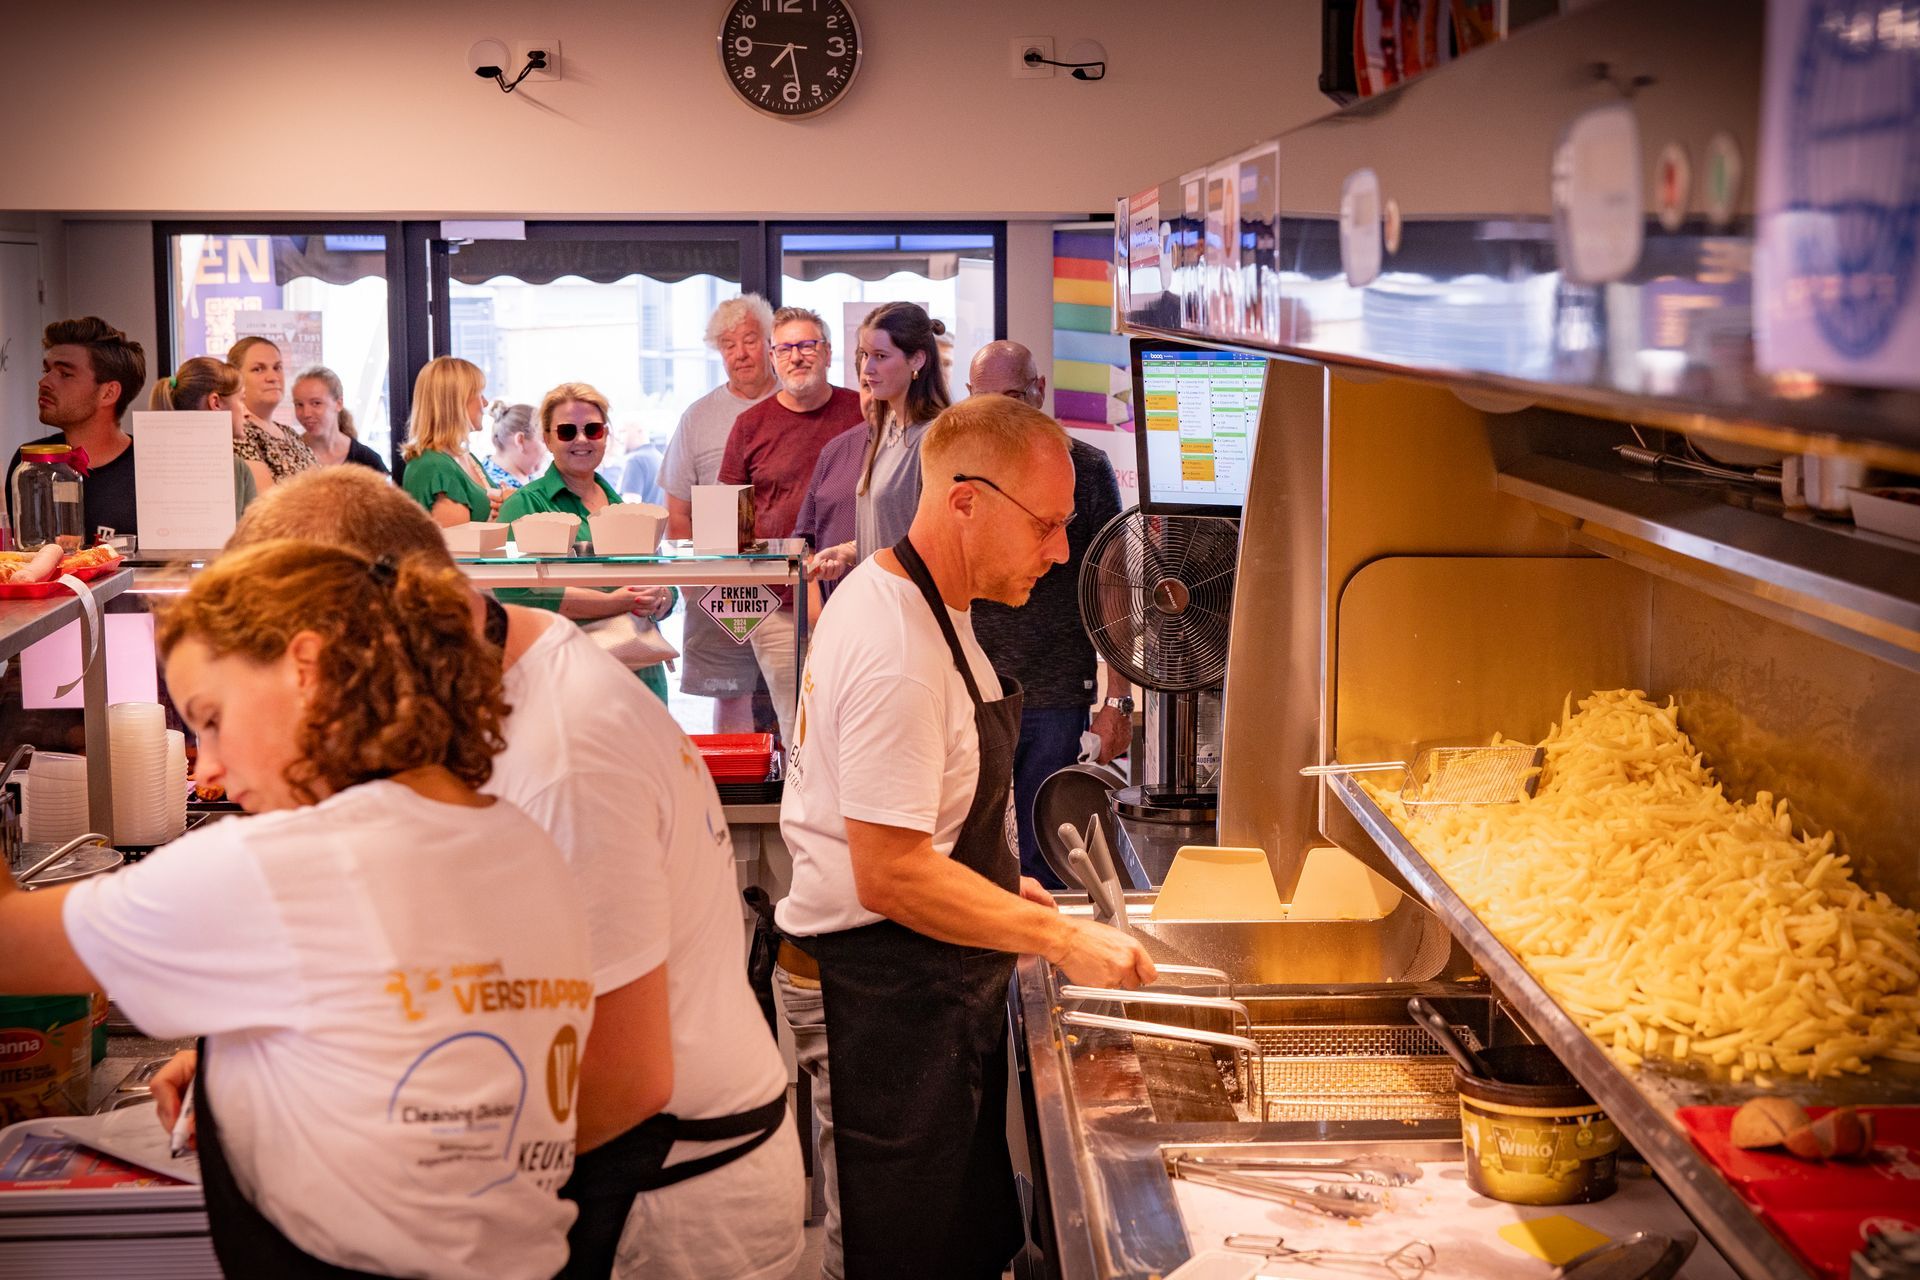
[1178,1151,1422,1188]
[1171,1154,1388,1219]
[1224,1233,1436,1278]
[14,832,114,889]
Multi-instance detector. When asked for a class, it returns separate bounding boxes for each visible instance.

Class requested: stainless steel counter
[1010,952,1505,1280]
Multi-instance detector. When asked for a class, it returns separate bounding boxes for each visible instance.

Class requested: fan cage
[1078,508,1239,693]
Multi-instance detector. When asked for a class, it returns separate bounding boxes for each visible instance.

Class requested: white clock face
[718,0,862,118]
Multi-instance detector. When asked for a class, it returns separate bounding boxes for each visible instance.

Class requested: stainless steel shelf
[1327,773,1920,1280]
[0,569,132,663]
[1497,454,1920,674]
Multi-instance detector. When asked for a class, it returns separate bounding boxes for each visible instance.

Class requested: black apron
[193,1040,388,1279]
[804,534,1027,1280]
[557,1096,789,1278]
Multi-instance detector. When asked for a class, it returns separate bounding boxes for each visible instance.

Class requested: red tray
[0,554,125,599]
[691,732,776,782]
[1676,1105,1920,1276]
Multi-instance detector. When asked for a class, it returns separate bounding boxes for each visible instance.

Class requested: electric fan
[1078,506,1239,816]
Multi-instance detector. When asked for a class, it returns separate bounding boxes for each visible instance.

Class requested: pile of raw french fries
[1368,689,1920,1082]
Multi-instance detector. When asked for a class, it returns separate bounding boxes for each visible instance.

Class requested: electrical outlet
[1011,36,1053,78]
[510,38,561,82]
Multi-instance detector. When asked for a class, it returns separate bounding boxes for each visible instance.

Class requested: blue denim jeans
[1013,706,1091,888]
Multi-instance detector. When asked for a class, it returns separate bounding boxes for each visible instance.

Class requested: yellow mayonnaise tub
[1457,1045,1619,1205]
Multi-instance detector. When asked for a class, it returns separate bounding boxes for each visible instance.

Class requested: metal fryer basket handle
[1060,1009,1264,1116]
[1057,986,1254,1040]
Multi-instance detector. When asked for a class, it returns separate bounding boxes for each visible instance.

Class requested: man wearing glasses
[967,340,1133,887]
[776,395,1154,1279]
[719,307,864,748]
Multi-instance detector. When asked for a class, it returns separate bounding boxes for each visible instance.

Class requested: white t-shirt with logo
[489,614,786,1142]
[777,557,1003,938]
[62,781,592,1280]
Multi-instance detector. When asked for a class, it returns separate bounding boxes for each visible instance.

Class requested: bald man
[967,341,1132,887]
[776,396,1153,1279]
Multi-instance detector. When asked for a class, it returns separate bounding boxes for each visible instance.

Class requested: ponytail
[155,540,507,802]
[293,365,357,439]
[151,357,240,413]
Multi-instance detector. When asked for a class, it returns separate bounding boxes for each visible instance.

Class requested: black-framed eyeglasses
[953,473,1075,540]
[773,338,824,360]
[549,421,607,442]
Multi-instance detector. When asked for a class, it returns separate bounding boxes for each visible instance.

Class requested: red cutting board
[1677,1106,1920,1277]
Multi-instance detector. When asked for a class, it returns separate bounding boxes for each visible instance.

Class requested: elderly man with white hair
[660,294,780,731]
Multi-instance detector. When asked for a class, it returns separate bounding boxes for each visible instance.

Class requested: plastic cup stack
[109,702,173,845]
[163,730,188,841]
[22,751,90,844]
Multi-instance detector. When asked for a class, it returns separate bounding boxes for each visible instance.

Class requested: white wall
[0,0,1326,218]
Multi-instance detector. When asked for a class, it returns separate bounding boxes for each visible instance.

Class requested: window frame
[152,220,412,470]
[765,219,1008,339]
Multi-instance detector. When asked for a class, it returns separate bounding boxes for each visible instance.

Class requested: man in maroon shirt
[720,307,864,747]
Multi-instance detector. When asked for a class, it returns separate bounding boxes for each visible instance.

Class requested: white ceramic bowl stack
[109,702,175,845]
[22,751,90,844]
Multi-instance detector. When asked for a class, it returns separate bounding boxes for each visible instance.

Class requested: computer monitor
[1130,337,1267,515]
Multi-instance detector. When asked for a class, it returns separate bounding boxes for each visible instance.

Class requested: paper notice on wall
[234,309,323,428]
[20,612,159,710]
[1068,426,1138,510]
[1754,0,1920,388]
[129,410,237,552]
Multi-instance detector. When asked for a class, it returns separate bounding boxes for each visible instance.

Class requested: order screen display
[1136,347,1266,511]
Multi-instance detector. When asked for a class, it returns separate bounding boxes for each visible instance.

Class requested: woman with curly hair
[0,539,593,1279]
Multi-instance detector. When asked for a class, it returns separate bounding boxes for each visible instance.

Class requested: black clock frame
[716,0,864,120]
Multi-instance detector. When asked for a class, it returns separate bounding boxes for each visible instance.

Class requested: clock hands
[768,42,803,98]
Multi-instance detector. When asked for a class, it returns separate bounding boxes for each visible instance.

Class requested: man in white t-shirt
[660,294,779,731]
[218,469,802,1280]
[776,396,1154,1279]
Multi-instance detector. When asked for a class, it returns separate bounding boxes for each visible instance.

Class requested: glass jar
[11,445,85,551]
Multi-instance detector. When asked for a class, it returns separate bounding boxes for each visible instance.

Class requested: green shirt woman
[398,356,502,527]
[497,383,677,702]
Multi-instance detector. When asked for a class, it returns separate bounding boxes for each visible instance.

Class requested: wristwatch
[1103,695,1135,717]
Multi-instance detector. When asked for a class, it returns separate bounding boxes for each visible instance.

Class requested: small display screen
[1132,340,1266,514]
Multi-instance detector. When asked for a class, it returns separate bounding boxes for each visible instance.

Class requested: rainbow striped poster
[1051,223,1136,506]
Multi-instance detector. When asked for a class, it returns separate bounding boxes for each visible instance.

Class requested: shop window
[161,229,395,459]
[772,226,1004,395]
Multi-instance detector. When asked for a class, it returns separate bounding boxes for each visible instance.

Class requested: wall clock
[718,0,862,118]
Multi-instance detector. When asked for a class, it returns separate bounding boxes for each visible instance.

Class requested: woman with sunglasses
[498,382,678,701]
